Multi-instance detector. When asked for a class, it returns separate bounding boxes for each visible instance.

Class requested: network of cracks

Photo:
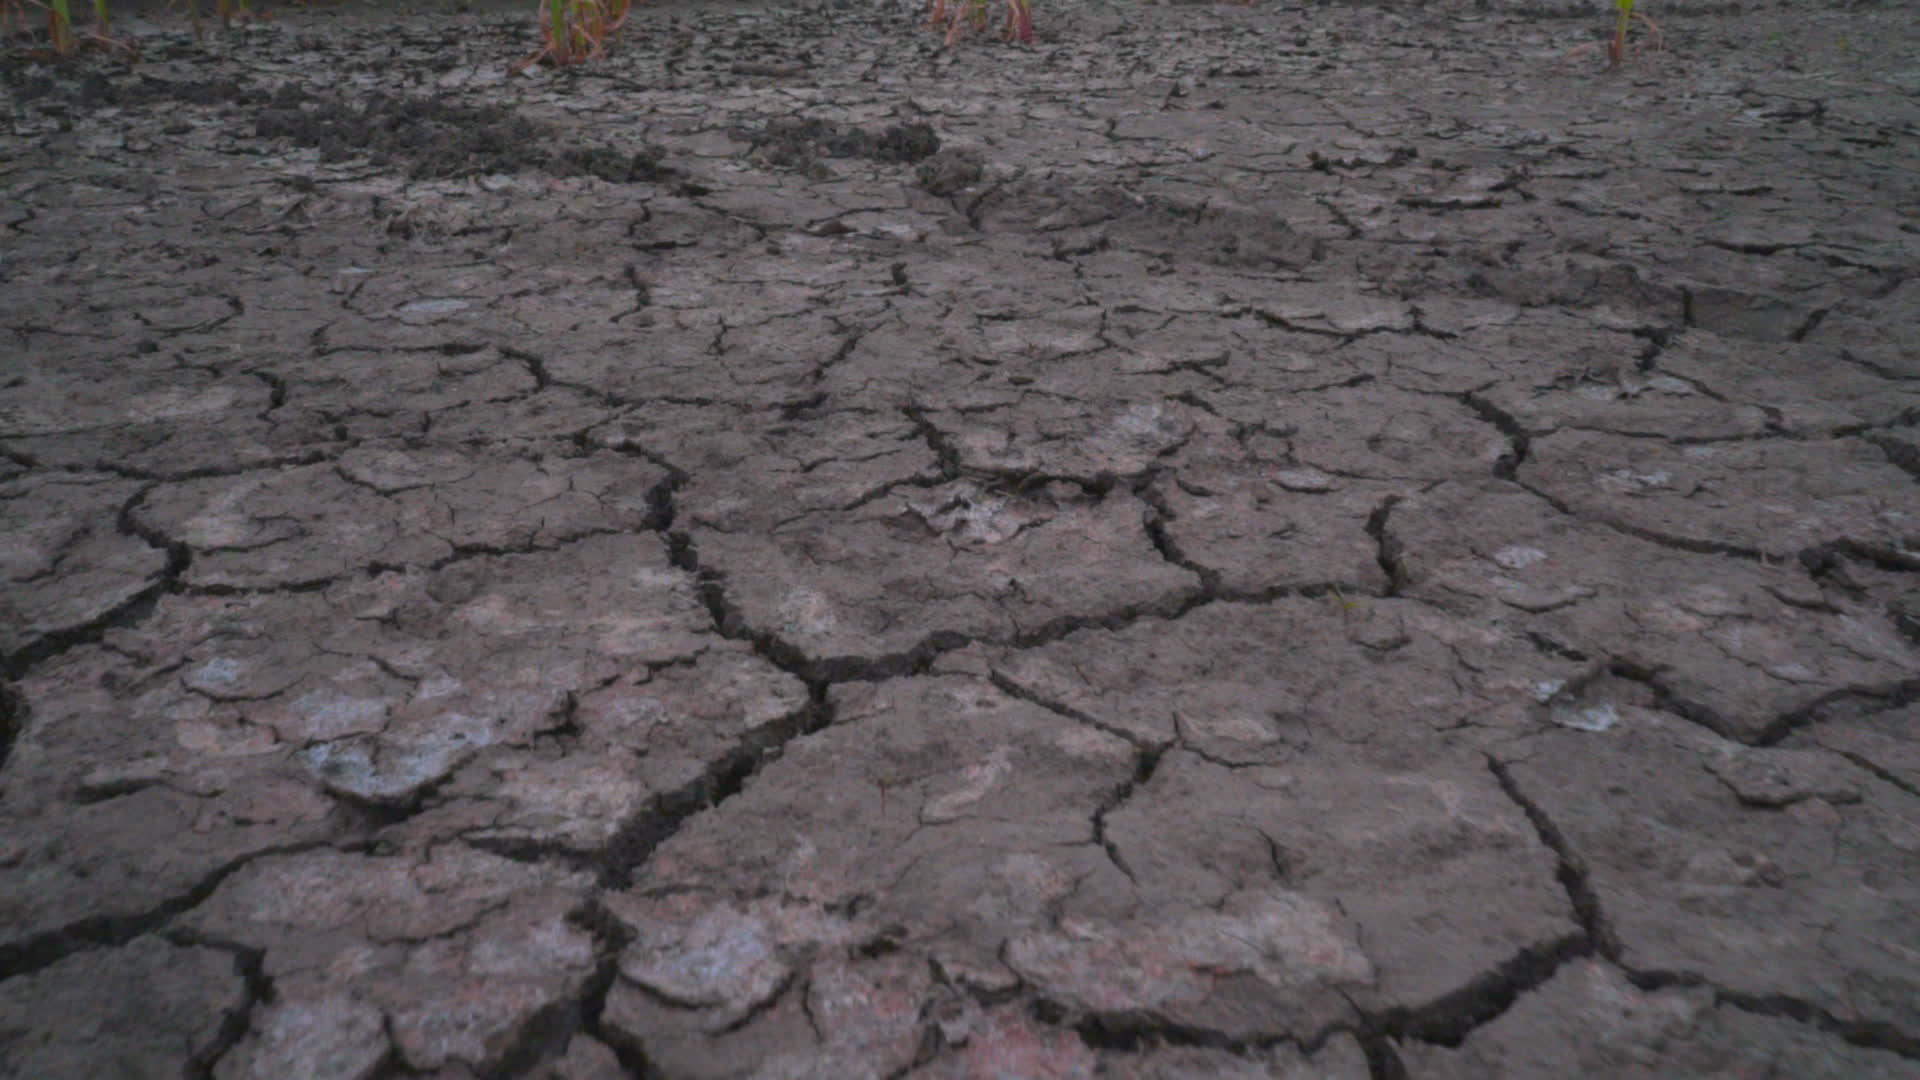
[2,0,1918,1076]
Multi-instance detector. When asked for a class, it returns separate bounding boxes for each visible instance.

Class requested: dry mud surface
[3,0,1919,1075]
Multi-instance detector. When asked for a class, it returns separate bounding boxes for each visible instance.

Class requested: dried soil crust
[2,0,1918,1076]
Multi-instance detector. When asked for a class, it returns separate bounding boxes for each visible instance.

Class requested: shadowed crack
[1603,660,1751,743]
[477,988,590,1080]
[596,709,807,890]
[1515,478,1771,562]
[1358,1030,1412,1080]
[1747,684,1919,748]
[1066,1006,1255,1053]
[1374,932,1589,1047]
[1285,758,1611,1054]
[77,449,336,484]
[1610,657,1917,749]
[1863,433,1920,480]
[1089,746,1161,885]
[902,403,963,480]
[1363,494,1405,597]
[1488,752,1613,951]
[1059,1000,1376,1074]
[461,834,606,878]
[0,681,19,773]
[2,487,189,680]
[572,897,654,1077]
[677,513,1211,683]
[502,344,553,391]
[0,840,359,983]
[1623,968,1920,1062]
[1459,391,1530,480]
[252,369,289,411]
[1137,475,1223,592]
[987,670,1161,752]
[161,930,273,1080]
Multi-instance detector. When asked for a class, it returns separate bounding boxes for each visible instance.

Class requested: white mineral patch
[1552,703,1620,733]
[1273,467,1336,492]
[1492,545,1548,570]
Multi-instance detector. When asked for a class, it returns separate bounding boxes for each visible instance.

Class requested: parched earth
[2,0,1918,1075]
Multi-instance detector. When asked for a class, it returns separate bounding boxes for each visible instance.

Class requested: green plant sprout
[177,0,261,36]
[1563,0,1663,70]
[517,0,631,69]
[2,0,129,56]
[928,0,1032,46]
[4,0,635,65]
[1325,583,1363,619]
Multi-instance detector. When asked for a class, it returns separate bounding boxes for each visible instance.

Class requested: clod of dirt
[555,144,678,184]
[254,88,549,179]
[746,117,941,170]
[916,146,985,196]
[251,86,678,184]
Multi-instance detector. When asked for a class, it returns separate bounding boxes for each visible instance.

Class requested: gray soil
[2,0,1918,1076]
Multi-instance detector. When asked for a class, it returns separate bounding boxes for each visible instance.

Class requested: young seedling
[4,0,132,57]
[169,0,264,40]
[517,0,632,69]
[1325,583,1363,619]
[928,0,1031,46]
[1563,0,1663,70]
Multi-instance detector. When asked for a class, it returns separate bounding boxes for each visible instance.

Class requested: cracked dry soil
[2,0,1919,1075]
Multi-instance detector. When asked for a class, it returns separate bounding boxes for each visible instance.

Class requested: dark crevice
[1089,746,1161,885]
[1522,630,1589,662]
[1864,433,1920,482]
[1787,306,1830,344]
[1069,1008,1251,1053]
[780,389,831,420]
[1806,537,1920,576]
[592,1017,659,1080]
[1064,1006,1368,1069]
[1713,989,1920,1061]
[479,992,588,1080]
[1358,1030,1411,1080]
[1363,494,1404,597]
[81,449,336,484]
[1378,931,1588,1047]
[498,344,555,393]
[3,489,189,680]
[1458,391,1530,479]
[0,681,20,773]
[0,839,356,983]
[1747,685,1917,749]
[684,517,1207,684]
[461,834,604,877]
[1837,347,1920,383]
[1136,478,1222,592]
[642,472,682,533]
[903,404,962,481]
[1516,478,1770,563]
[987,670,1160,753]
[1824,745,1920,800]
[597,716,797,890]
[166,932,271,1080]
[184,575,339,598]
[1630,325,1673,369]
[1005,588,1212,654]
[252,369,289,411]
[1606,660,1750,744]
[570,901,655,1075]
[1487,757,1613,956]
[1625,968,1920,1061]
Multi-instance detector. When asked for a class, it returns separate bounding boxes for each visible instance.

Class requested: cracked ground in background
[2,0,1919,1074]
